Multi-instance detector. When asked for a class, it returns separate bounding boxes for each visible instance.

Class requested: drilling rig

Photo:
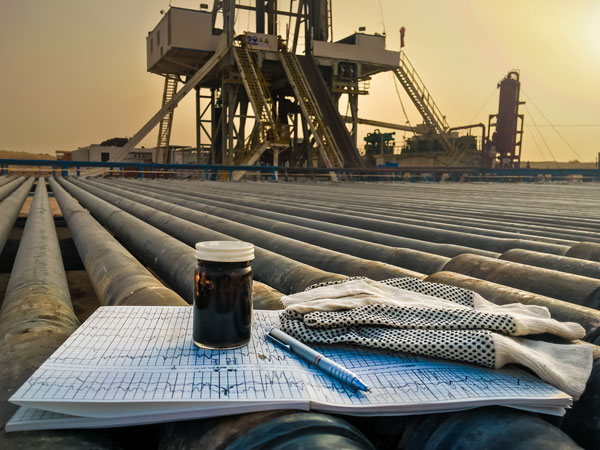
[109,1,525,177]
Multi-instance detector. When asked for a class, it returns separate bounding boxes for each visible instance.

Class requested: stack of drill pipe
[82,178,448,275]
[48,177,186,306]
[58,178,346,295]
[426,271,600,344]
[204,181,596,244]
[54,178,284,308]
[179,181,581,246]
[0,176,26,203]
[0,178,118,449]
[441,254,600,309]
[500,249,600,279]
[67,178,423,282]
[105,178,500,259]
[131,178,600,249]
[119,179,569,255]
[0,177,35,254]
[190,181,600,236]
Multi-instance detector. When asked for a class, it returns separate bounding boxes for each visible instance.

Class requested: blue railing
[0,159,279,181]
[1,159,598,182]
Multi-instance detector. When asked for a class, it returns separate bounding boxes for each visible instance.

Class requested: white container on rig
[146,7,219,75]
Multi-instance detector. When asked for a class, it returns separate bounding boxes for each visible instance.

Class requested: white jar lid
[195,241,255,262]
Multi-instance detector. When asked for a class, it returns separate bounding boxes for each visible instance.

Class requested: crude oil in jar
[193,241,254,349]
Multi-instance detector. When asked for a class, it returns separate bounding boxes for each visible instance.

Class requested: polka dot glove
[279,278,593,398]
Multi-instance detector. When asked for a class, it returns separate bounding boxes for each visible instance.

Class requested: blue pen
[266,327,369,392]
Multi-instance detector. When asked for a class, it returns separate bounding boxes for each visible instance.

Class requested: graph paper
[7,306,570,430]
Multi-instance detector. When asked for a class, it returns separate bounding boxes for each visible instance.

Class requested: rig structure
[109,1,525,178]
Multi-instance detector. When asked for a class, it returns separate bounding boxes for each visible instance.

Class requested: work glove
[280,278,593,398]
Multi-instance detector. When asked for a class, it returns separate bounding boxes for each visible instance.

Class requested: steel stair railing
[279,47,344,173]
[156,74,179,163]
[394,52,453,153]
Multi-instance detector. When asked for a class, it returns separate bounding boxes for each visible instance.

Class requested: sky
[1,0,599,162]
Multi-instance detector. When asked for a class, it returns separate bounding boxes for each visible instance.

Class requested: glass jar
[193,241,254,349]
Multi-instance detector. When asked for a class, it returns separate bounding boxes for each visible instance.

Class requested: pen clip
[265,332,291,351]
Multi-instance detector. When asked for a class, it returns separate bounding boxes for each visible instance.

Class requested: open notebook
[7,307,571,432]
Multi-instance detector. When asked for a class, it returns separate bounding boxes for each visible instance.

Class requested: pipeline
[49,177,186,306]
[426,271,600,343]
[0,176,26,203]
[0,177,35,254]
[58,178,346,294]
[500,248,600,280]
[69,178,423,281]
[84,178,447,275]
[113,179,569,255]
[0,178,118,449]
[104,178,500,259]
[441,254,600,309]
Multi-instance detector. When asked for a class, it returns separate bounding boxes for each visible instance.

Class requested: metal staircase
[156,74,179,163]
[232,42,286,167]
[394,52,453,153]
[279,47,344,172]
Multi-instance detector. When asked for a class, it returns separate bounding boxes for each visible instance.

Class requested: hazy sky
[1,0,599,162]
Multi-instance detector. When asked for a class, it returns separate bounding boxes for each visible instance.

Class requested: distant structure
[59,138,154,163]
[108,1,525,177]
[484,71,524,168]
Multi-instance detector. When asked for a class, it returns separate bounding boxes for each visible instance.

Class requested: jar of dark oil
[193,241,254,349]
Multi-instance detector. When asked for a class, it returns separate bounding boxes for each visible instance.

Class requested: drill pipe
[55,178,283,308]
[0,177,35,254]
[108,178,500,259]
[70,178,423,281]
[49,177,186,306]
[500,249,600,280]
[171,181,578,246]
[106,179,568,255]
[0,176,26,203]
[0,175,16,187]
[60,178,346,294]
[0,178,119,449]
[84,178,448,275]
[566,242,600,263]
[442,254,600,309]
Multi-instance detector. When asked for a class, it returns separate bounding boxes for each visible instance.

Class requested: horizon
[1,0,599,162]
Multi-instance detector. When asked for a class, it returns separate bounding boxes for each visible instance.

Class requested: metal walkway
[156,74,179,164]
[232,42,285,169]
[279,47,344,176]
[297,55,364,169]
[394,52,453,153]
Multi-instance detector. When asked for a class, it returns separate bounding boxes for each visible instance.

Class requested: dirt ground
[18,196,62,217]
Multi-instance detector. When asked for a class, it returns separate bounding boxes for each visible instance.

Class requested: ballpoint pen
[266,327,369,392]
